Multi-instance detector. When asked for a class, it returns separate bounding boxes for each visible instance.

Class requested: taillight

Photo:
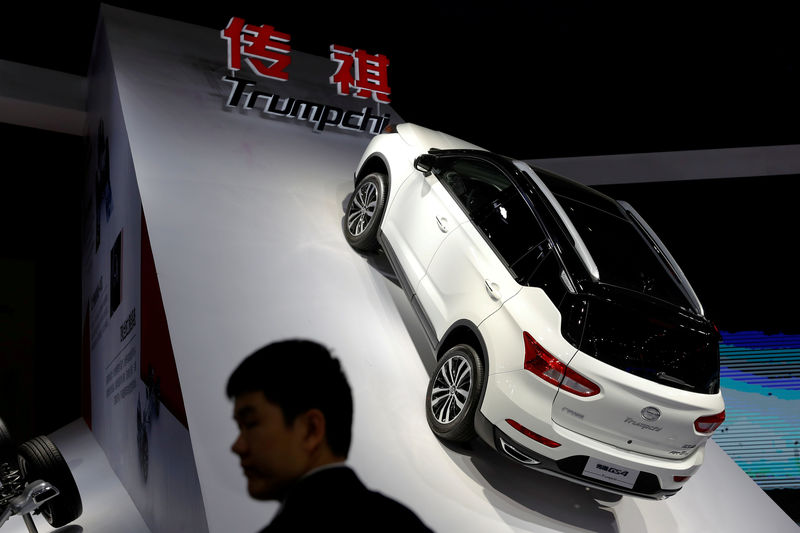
[694,411,725,434]
[523,332,600,397]
[673,475,691,483]
[506,419,561,448]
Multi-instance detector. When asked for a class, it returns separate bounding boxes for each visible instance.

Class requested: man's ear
[298,408,327,451]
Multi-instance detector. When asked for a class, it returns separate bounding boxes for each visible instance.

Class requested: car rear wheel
[17,436,82,528]
[345,172,387,251]
[426,344,484,442]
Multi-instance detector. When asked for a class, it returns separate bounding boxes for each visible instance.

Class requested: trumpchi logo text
[625,417,662,432]
[641,406,662,421]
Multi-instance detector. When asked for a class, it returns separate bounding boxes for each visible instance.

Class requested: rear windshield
[534,168,694,311]
[557,194,692,310]
[578,295,720,394]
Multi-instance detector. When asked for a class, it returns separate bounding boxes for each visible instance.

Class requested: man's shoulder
[265,466,433,532]
[361,488,433,529]
[300,464,365,493]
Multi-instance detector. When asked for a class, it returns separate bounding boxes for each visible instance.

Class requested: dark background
[593,174,797,334]
[3,1,799,156]
[0,0,797,517]
[0,124,84,445]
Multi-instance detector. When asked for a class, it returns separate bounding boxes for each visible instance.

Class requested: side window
[524,244,569,305]
[436,158,511,219]
[436,157,550,281]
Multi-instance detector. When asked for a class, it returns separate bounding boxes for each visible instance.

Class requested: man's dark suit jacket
[259,465,434,532]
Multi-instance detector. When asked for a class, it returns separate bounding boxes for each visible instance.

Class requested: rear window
[579,295,720,394]
[556,195,692,310]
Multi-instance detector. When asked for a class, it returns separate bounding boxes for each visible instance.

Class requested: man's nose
[231,434,246,455]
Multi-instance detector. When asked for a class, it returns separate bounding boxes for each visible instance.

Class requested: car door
[417,156,533,338]
[381,163,469,294]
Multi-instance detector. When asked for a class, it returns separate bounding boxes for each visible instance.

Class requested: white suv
[345,123,725,499]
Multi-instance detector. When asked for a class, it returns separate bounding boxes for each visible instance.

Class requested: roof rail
[618,200,704,316]
[513,161,600,282]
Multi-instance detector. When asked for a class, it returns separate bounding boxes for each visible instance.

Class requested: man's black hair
[226,339,353,457]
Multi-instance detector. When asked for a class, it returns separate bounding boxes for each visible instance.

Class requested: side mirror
[413,153,437,176]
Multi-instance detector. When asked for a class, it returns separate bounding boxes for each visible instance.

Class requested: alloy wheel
[430,354,472,424]
[347,180,378,237]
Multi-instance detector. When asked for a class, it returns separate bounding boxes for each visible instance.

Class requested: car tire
[0,417,15,462]
[345,172,387,251]
[17,436,83,528]
[426,344,484,443]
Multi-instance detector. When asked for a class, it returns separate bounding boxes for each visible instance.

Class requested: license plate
[582,457,640,489]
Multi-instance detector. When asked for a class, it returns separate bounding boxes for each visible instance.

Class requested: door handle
[484,279,501,300]
[435,215,449,233]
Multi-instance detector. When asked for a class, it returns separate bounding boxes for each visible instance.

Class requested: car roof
[424,148,702,315]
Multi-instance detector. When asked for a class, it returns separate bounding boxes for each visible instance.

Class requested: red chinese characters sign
[220,17,391,103]
[330,45,391,103]
[221,17,292,81]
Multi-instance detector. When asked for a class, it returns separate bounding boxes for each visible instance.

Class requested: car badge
[641,407,662,421]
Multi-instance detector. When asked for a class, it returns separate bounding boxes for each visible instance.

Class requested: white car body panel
[354,124,483,221]
[394,123,485,153]
[382,172,469,293]
[482,370,708,491]
[480,286,580,372]
[551,352,725,459]
[418,220,520,339]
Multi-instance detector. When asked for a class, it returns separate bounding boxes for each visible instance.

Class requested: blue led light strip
[714,331,800,489]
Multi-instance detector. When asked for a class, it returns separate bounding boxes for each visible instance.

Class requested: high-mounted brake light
[523,332,600,397]
[694,411,725,434]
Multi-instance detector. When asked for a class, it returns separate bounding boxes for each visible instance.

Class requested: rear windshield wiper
[657,371,694,389]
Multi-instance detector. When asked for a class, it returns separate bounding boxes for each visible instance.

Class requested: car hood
[396,123,486,152]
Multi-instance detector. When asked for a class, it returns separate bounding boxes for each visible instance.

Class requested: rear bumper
[483,420,680,499]
[478,371,706,500]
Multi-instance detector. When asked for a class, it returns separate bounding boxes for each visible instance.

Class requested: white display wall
[81,12,208,533]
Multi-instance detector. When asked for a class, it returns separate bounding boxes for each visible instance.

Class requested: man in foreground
[227,339,434,532]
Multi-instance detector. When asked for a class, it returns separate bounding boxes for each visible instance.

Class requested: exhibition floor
[3,398,797,532]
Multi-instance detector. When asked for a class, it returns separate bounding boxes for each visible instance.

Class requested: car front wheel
[17,436,83,528]
[345,172,387,251]
[426,344,484,443]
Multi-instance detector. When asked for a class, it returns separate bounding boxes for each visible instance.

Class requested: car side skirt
[378,231,496,447]
[377,231,438,349]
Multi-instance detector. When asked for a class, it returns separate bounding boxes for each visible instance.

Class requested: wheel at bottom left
[425,344,485,443]
[17,435,83,528]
